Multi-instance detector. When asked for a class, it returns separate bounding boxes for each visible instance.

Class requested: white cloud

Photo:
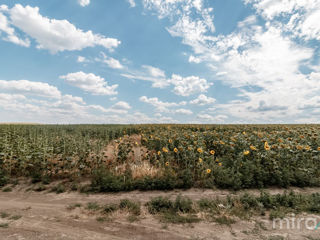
[143,0,320,122]
[78,0,90,7]
[245,0,320,41]
[190,94,215,105]
[139,96,186,112]
[0,80,61,99]
[127,0,136,8]
[197,113,228,122]
[112,101,131,110]
[77,56,88,63]
[175,108,193,115]
[188,55,202,63]
[3,4,120,53]
[0,12,30,47]
[142,65,165,78]
[60,71,118,96]
[97,52,124,69]
[121,65,169,88]
[169,74,212,96]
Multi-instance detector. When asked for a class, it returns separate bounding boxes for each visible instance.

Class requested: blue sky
[0,0,319,124]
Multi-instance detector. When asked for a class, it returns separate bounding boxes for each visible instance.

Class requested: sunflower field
[1,124,320,191]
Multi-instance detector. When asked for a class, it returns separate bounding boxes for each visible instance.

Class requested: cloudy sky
[0,0,319,124]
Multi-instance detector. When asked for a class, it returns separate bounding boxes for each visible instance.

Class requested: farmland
[1,124,320,191]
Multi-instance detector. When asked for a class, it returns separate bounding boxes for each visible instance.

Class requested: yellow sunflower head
[243,150,250,155]
[206,169,211,174]
[162,147,168,153]
[250,145,257,151]
[210,150,215,155]
[165,161,169,166]
[197,148,203,153]
[174,148,178,153]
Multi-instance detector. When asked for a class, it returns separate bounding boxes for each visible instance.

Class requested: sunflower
[168,139,173,143]
[219,141,225,145]
[206,169,211,174]
[305,146,311,151]
[210,150,215,155]
[165,161,169,166]
[174,148,178,153]
[296,145,304,150]
[264,142,270,151]
[162,147,168,153]
[317,147,320,151]
[157,151,161,156]
[197,148,203,153]
[250,145,257,151]
[198,157,203,163]
[243,150,250,155]
[218,162,222,167]
[242,131,246,135]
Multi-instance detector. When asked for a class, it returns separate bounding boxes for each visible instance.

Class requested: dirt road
[1,186,320,240]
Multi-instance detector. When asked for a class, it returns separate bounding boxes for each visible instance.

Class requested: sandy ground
[0,186,320,240]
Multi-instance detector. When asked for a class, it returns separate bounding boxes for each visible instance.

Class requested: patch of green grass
[34,184,47,192]
[66,203,82,210]
[0,223,9,228]
[50,184,65,194]
[268,236,285,240]
[119,199,141,215]
[9,215,22,220]
[96,216,110,222]
[213,215,236,226]
[159,212,200,224]
[2,187,12,192]
[86,202,100,211]
[0,212,10,218]
[146,196,173,214]
[102,203,118,214]
[127,215,139,222]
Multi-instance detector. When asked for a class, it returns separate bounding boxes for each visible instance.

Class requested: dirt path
[1,187,320,240]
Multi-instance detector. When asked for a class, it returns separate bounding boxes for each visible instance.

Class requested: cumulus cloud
[96,52,124,69]
[175,108,193,115]
[112,101,131,110]
[143,0,320,122]
[197,113,228,122]
[0,80,61,99]
[78,0,90,7]
[0,12,30,47]
[190,94,216,105]
[169,74,212,96]
[127,0,136,8]
[60,72,118,96]
[139,96,186,112]
[0,4,120,53]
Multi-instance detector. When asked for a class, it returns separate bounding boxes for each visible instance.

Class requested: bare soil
[1,186,320,240]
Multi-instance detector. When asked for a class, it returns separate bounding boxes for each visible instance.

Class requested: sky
[0,0,319,124]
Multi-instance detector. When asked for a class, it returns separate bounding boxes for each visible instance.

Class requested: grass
[86,202,101,211]
[50,184,65,194]
[213,215,236,226]
[0,223,9,228]
[2,187,12,192]
[9,215,22,220]
[119,199,141,216]
[0,212,10,218]
[66,203,82,210]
